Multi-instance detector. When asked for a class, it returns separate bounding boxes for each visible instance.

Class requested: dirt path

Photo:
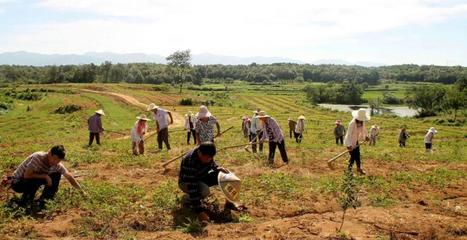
[81,89,185,140]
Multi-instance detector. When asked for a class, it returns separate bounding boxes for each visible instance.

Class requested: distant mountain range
[0,51,384,66]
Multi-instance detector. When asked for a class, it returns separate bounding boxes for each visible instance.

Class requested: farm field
[0,83,466,240]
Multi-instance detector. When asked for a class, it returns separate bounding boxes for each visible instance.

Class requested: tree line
[1,61,465,86]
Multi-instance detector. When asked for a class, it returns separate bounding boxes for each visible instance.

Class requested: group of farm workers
[3,104,438,223]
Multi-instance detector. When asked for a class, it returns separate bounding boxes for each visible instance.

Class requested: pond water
[318,104,418,117]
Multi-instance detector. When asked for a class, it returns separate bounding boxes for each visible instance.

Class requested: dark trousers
[268,140,288,164]
[249,132,263,153]
[294,132,303,143]
[425,143,432,149]
[399,141,406,147]
[89,132,100,145]
[336,136,344,145]
[11,172,61,206]
[157,128,171,150]
[289,129,294,139]
[348,145,361,170]
[187,130,196,144]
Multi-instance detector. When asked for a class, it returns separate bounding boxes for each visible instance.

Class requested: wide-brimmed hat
[147,103,159,111]
[136,114,151,121]
[197,105,212,119]
[298,115,306,120]
[255,111,270,118]
[218,171,241,207]
[185,111,193,117]
[253,108,261,114]
[335,120,341,125]
[352,109,370,121]
[95,109,105,116]
[428,127,438,134]
[371,125,378,129]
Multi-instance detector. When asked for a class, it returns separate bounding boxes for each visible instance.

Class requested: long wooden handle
[214,126,234,138]
[105,130,127,135]
[327,141,367,164]
[162,150,190,168]
[162,141,268,168]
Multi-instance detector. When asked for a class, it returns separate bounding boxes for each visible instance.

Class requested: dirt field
[0,84,465,240]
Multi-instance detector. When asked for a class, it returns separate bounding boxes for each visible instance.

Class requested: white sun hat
[95,109,105,116]
[428,127,438,134]
[352,108,370,121]
[218,171,242,207]
[197,105,212,119]
[147,103,159,111]
[255,111,270,118]
[136,114,151,121]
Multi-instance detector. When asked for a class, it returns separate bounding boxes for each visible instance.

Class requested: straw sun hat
[95,109,105,116]
[352,109,370,121]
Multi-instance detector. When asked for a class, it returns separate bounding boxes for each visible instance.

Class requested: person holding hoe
[185,111,197,145]
[147,103,174,152]
[87,109,105,146]
[258,111,289,166]
[195,105,221,144]
[294,115,306,143]
[344,109,370,175]
[249,109,263,153]
[424,127,438,153]
[131,114,151,155]
[334,120,346,145]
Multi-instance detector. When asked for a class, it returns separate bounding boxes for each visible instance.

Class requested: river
[318,104,418,117]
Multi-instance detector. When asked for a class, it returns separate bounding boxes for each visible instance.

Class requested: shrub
[54,104,82,114]
[382,92,403,104]
[179,98,193,106]
[0,102,10,110]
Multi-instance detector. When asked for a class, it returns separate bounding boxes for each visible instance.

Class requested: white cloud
[1,0,467,63]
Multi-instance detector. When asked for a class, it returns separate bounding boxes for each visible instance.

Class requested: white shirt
[424,131,434,143]
[294,119,305,134]
[344,119,368,147]
[154,108,169,131]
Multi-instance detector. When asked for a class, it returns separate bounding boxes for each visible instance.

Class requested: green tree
[443,87,466,121]
[406,85,446,117]
[166,49,192,93]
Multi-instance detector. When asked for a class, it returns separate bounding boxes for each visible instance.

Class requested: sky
[0,0,466,65]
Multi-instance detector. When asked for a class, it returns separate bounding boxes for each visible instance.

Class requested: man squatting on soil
[178,142,235,222]
[10,145,87,209]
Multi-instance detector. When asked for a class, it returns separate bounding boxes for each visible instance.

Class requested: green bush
[54,104,82,114]
[179,98,193,106]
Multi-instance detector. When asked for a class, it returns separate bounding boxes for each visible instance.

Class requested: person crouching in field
[185,112,196,145]
[258,111,289,166]
[369,125,380,146]
[294,115,306,143]
[334,120,346,145]
[148,103,174,151]
[178,142,231,223]
[399,127,410,147]
[288,117,297,139]
[10,145,87,210]
[195,105,221,144]
[344,109,370,175]
[424,127,437,153]
[131,115,150,155]
[87,109,105,146]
